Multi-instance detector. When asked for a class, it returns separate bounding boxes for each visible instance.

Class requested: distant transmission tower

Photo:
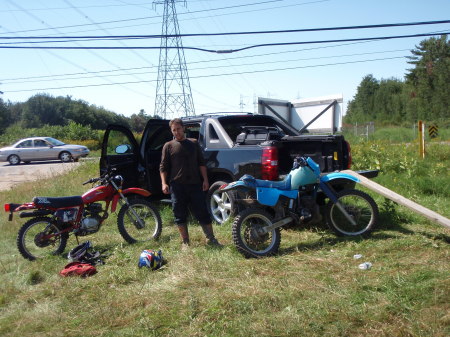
[153,0,195,119]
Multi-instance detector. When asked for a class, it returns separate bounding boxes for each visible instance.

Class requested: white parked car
[0,137,90,165]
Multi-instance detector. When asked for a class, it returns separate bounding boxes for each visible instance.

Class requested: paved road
[0,161,81,191]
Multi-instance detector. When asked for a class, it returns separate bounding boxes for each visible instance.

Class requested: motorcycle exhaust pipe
[19,210,53,218]
[261,216,294,234]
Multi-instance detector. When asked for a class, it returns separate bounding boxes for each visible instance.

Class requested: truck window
[106,130,134,155]
[208,124,219,141]
[145,125,172,150]
[185,125,200,140]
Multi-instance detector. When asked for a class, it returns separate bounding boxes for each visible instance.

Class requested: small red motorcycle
[4,169,162,260]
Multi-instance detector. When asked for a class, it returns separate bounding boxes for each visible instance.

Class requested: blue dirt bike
[220,156,378,258]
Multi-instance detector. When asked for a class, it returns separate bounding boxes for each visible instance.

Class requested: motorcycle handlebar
[82,177,100,185]
[293,156,308,169]
[82,167,118,185]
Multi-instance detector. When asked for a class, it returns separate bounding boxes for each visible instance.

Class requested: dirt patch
[0,161,81,191]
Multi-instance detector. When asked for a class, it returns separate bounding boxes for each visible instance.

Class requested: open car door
[139,119,171,198]
[100,124,142,189]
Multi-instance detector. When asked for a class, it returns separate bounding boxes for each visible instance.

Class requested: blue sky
[0,0,449,118]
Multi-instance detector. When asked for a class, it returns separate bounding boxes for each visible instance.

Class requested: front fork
[111,181,146,229]
[320,181,357,226]
[119,195,146,229]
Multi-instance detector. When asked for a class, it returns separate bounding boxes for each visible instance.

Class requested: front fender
[111,188,151,212]
[122,187,151,197]
[220,181,252,192]
[320,172,360,184]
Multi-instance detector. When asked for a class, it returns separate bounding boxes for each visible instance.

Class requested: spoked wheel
[326,189,378,237]
[208,181,235,225]
[232,208,281,258]
[117,198,162,244]
[17,217,68,261]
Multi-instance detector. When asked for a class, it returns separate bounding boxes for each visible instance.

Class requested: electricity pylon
[153,0,195,119]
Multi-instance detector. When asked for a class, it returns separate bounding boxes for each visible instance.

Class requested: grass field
[0,137,448,337]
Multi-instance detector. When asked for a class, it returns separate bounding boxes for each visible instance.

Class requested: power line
[5,55,408,93]
[1,48,411,84]
[19,0,329,36]
[0,1,155,12]
[0,0,309,35]
[0,32,447,53]
[0,40,394,81]
[2,20,449,40]
[62,0,154,84]
[3,0,152,99]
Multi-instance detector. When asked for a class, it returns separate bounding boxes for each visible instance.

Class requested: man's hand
[162,183,170,194]
[200,166,209,191]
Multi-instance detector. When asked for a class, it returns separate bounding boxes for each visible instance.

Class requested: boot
[177,225,190,249]
[201,224,223,247]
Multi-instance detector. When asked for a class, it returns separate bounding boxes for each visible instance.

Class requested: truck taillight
[262,146,278,180]
[344,140,352,169]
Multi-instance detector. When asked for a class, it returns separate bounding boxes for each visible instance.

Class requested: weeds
[0,132,449,337]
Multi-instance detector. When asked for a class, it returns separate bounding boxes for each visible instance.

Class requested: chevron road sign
[428,125,438,138]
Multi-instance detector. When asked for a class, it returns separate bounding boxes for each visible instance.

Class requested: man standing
[160,118,222,248]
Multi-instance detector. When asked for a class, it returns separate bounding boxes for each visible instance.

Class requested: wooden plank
[342,170,450,229]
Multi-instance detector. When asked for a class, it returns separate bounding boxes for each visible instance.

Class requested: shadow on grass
[417,231,450,244]
[276,210,423,256]
[278,232,401,256]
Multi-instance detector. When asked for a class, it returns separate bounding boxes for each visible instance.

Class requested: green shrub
[0,122,99,145]
[69,139,101,151]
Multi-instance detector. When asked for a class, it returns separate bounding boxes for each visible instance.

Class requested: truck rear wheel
[207,181,236,225]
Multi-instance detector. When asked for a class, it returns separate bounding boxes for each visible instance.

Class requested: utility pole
[239,94,245,112]
[153,0,195,119]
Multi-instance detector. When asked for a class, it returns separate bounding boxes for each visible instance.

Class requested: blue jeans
[170,182,211,226]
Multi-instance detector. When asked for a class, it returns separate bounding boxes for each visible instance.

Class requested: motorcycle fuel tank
[82,185,115,203]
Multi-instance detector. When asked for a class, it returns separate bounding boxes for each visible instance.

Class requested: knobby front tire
[232,208,281,258]
[17,217,68,261]
[326,189,378,237]
[117,199,162,244]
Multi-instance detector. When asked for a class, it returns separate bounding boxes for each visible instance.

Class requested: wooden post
[418,120,425,158]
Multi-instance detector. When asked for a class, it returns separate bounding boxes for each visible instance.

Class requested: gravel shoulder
[0,161,81,191]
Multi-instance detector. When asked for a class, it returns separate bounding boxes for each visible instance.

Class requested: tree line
[345,35,449,125]
[0,94,155,135]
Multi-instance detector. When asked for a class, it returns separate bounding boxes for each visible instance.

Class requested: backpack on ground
[59,262,97,277]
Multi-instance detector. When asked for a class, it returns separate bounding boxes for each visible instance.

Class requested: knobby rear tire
[117,199,162,244]
[17,217,68,261]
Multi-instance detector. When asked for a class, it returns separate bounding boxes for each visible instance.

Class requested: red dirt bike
[4,169,162,261]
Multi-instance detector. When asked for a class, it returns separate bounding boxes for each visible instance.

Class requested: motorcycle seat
[33,196,83,208]
[240,174,292,190]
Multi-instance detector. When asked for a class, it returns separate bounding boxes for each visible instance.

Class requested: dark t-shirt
[159,138,206,185]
